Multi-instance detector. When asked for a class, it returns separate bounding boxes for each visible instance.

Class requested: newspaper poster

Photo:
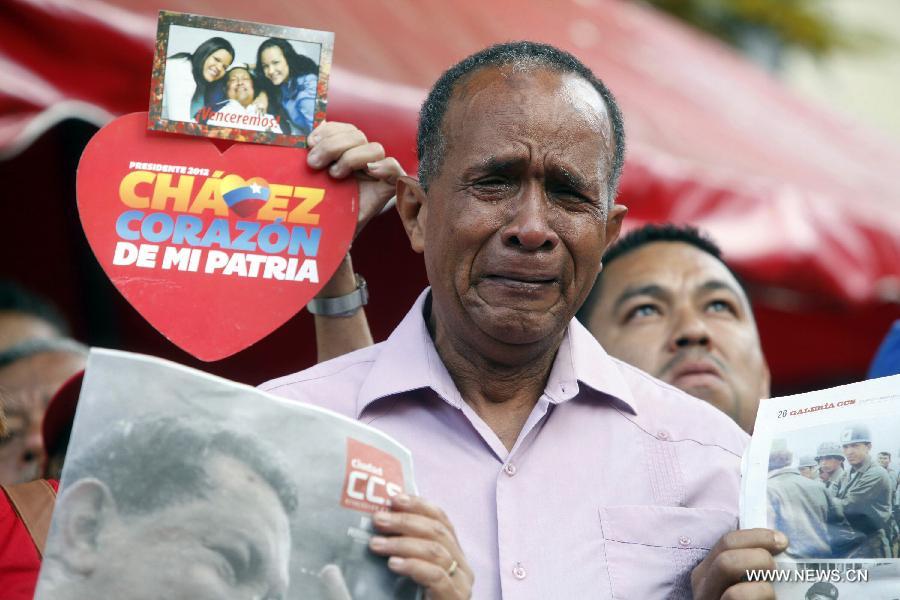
[742,374,900,600]
[34,349,421,600]
[148,11,333,147]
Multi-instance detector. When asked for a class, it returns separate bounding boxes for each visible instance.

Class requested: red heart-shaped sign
[77,112,357,361]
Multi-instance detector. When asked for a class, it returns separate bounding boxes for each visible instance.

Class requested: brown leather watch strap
[2,479,57,557]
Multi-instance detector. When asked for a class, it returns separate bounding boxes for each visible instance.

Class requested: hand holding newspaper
[741,374,900,600]
[34,349,421,600]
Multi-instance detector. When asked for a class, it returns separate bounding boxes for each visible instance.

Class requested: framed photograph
[148,11,334,147]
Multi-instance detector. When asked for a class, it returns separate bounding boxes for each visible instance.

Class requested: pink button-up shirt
[262,290,748,599]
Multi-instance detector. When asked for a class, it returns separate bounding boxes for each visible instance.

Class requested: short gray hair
[416,41,626,204]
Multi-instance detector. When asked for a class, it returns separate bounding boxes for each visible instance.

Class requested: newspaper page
[742,374,900,600]
[34,349,421,600]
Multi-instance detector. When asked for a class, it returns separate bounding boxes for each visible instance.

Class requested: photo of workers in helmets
[740,375,900,599]
[765,420,899,560]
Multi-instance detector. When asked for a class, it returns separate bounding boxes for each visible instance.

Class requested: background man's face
[0,350,85,484]
[226,69,254,108]
[86,454,291,599]
[877,454,890,469]
[422,66,623,348]
[842,442,870,467]
[818,457,842,476]
[587,241,769,432]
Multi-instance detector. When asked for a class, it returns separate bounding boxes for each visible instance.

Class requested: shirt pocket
[599,505,737,600]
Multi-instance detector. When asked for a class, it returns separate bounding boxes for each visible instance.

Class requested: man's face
[418,67,624,352]
[202,49,232,83]
[586,242,769,432]
[878,454,890,469]
[226,69,254,108]
[84,454,291,599]
[818,457,842,477]
[843,442,870,467]
[0,351,85,484]
[261,47,288,86]
[798,466,816,480]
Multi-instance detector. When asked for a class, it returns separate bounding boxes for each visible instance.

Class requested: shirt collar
[561,318,637,413]
[356,288,637,417]
[356,290,458,416]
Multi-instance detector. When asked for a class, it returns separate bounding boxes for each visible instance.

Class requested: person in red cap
[0,371,82,600]
[0,394,58,600]
[0,338,86,485]
[39,371,83,481]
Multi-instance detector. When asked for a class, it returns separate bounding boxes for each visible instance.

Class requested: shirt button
[678,535,691,546]
[512,562,527,580]
[503,463,518,476]
[657,430,669,440]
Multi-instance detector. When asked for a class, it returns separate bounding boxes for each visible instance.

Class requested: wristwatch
[307,274,368,317]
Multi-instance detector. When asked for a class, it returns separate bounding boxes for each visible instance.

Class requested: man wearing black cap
[832,423,893,557]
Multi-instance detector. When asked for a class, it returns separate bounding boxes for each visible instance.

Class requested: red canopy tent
[1,0,898,392]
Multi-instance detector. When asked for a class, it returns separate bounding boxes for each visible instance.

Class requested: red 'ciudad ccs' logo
[341,438,405,513]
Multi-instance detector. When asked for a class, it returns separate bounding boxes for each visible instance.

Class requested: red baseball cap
[41,370,84,457]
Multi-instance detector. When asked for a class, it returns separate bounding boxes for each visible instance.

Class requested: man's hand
[369,494,473,600]
[691,528,788,600]
[251,90,269,115]
[306,121,404,240]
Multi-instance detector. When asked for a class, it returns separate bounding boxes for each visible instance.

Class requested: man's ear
[396,176,428,254]
[54,478,117,574]
[603,204,628,254]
